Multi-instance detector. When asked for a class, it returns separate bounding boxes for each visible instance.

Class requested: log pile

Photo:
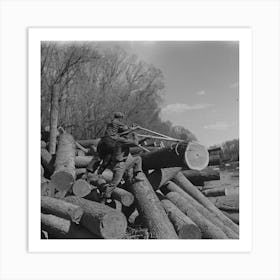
[41,132,239,239]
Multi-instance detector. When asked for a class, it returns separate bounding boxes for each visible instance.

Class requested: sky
[101,41,239,147]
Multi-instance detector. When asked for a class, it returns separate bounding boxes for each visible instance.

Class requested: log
[165,192,228,239]
[181,168,220,186]
[41,140,47,148]
[111,188,135,207]
[41,148,54,176]
[72,179,99,201]
[172,172,239,234]
[141,142,209,171]
[161,182,238,239]
[41,196,84,224]
[147,167,183,190]
[202,188,226,197]
[77,149,86,156]
[129,173,178,239]
[76,138,101,148]
[76,168,87,177]
[50,133,76,193]
[221,211,239,225]
[208,195,239,211]
[75,156,92,168]
[41,213,98,239]
[63,196,127,239]
[160,198,201,239]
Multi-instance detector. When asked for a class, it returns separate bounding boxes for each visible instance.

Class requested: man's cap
[114,112,125,118]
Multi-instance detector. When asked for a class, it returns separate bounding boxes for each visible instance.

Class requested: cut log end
[51,171,75,191]
[73,179,96,198]
[184,142,209,171]
[100,211,127,239]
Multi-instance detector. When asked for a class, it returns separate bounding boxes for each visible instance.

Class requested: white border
[28,27,252,253]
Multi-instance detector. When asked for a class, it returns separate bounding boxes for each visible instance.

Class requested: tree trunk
[141,142,209,171]
[51,133,76,194]
[41,148,54,176]
[75,156,92,168]
[76,139,101,148]
[208,195,239,211]
[165,192,228,239]
[161,182,238,239]
[111,188,135,207]
[49,85,59,155]
[221,211,239,225]
[181,168,220,186]
[160,198,201,239]
[41,196,84,224]
[172,172,239,234]
[63,196,127,239]
[129,174,178,239]
[147,167,183,190]
[72,179,100,201]
[202,188,226,197]
[41,213,98,239]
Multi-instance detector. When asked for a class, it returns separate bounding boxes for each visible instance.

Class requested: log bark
[63,196,127,239]
[160,198,201,239]
[76,139,101,148]
[202,188,226,197]
[129,173,178,239]
[161,181,238,239]
[51,133,76,193]
[72,179,100,201]
[41,148,54,176]
[41,196,84,224]
[172,172,239,234]
[41,140,47,148]
[76,168,87,177]
[41,213,98,239]
[147,167,183,190]
[208,195,239,211]
[165,192,228,239]
[111,188,135,207]
[181,168,220,186]
[75,156,92,168]
[221,211,239,225]
[49,85,59,155]
[141,142,209,171]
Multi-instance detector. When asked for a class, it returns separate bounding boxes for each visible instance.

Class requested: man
[96,112,143,199]
[102,132,143,199]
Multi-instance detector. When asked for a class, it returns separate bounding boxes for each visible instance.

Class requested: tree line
[41,41,197,151]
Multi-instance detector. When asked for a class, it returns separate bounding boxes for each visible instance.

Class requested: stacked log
[41,213,98,239]
[141,142,209,171]
[172,172,239,235]
[64,196,127,239]
[41,132,239,240]
[129,173,178,239]
[181,168,220,186]
[50,133,76,195]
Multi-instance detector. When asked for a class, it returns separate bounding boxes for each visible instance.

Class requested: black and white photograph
[40,40,239,240]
